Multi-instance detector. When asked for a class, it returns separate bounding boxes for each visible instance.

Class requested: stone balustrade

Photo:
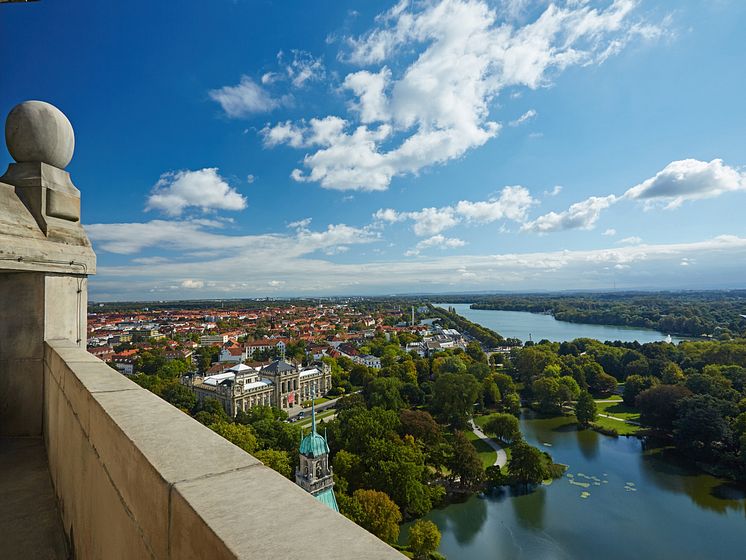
[44,338,404,559]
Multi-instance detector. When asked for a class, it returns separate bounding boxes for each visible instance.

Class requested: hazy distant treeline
[456,292,746,338]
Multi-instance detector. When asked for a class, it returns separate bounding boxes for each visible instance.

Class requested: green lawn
[592,415,641,436]
[596,400,641,422]
[472,413,514,472]
[591,398,642,435]
[473,413,491,431]
[464,429,497,469]
[301,396,331,408]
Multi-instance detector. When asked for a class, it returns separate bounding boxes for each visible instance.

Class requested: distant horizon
[88,286,746,306]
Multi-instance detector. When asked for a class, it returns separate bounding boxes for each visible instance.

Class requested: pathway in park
[592,399,642,426]
[597,412,641,426]
[564,402,642,427]
[470,420,508,468]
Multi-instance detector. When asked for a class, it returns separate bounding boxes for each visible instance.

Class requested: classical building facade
[188,359,332,415]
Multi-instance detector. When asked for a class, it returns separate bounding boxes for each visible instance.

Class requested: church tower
[295,389,339,512]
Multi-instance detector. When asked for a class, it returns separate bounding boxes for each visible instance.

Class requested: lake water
[400,412,746,560]
[439,303,690,344]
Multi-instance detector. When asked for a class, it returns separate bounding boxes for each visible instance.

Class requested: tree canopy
[574,391,597,427]
[343,489,402,544]
[508,441,547,485]
[408,520,442,559]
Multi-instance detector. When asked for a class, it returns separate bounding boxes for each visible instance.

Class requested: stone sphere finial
[5,100,75,169]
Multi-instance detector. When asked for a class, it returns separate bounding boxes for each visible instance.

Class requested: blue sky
[2,0,746,300]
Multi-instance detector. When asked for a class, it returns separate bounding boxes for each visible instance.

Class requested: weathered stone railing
[44,338,403,559]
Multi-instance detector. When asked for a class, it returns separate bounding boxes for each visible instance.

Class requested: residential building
[199,334,229,346]
[131,327,164,340]
[244,338,287,358]
[358,354,382,369]
[406,342,427,357]
[218,345,246,363]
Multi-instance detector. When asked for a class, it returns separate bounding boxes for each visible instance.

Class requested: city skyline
[2,0,745,300]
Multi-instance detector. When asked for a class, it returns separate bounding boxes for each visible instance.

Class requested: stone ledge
[171,465,404,560]
[0,231,96,274]
[45,337,101,363]
[44,339,404,559]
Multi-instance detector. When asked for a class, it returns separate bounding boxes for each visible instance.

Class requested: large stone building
[188,359,332,415]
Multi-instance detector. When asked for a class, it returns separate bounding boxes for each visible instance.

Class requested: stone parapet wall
[0,272,88,437]
[43,338,403,559]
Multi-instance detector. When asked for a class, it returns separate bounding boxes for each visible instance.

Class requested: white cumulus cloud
[145,168,247,216]
[521,158,746,235]
[288,218,313,230]
[264,0,664,191]
[522,195,617,233]
[343,68,391,123]
[181,279,204,289]
[406,234,466,256]
[624,158,746,209]
[375,186,535,236]
[374,208,405,223]
[281,50,326,88]
[209,76,284,117]
[455,186,536,223]
[407,208,460,237]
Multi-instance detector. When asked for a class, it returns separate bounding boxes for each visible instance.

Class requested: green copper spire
[295,382,338,513]
[311,383,317,434]
[299,383,329,457]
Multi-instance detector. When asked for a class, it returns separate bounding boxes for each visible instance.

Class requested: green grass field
[590,397,642,435]
[596,400,641,422]
[300,396,331,408]
[473,413,516,472]
[464,429,497,468]
[473,414,491,431]
[592,415,641,436]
